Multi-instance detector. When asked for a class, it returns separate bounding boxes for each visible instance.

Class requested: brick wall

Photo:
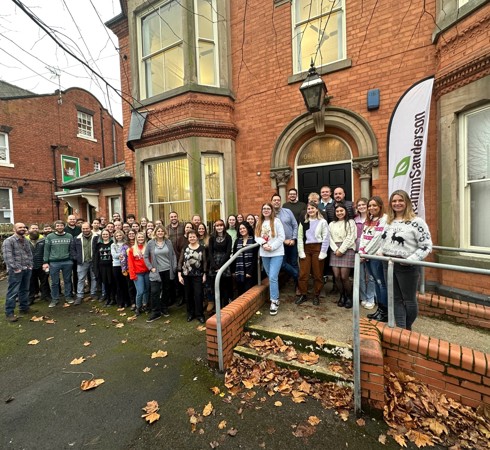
[360,319,490,411]
[0,88,123,225]
[206,281,269,369]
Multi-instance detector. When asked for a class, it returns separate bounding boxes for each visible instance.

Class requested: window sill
[287,59,352,85]
[0,162,14,168]
[77,134,98,143]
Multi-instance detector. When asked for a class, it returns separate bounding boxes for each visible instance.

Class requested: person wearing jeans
[255,203,285,315]
[3,223,33,322]
[128,232,150,316]
[43,220,74,307]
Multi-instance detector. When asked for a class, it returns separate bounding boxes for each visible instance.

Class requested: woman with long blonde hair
[255,202,285,315]
[381,190,432,330]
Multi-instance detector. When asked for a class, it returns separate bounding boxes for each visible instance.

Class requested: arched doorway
[296,136,353,203]
[269,107,379,201]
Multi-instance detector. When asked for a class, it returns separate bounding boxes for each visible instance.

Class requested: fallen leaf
[127,315,137,322]
[315,336,326,346]
[209,441,219,448]
[203,402,213,417]
[227,427,238,437]
[164,320,171,324]
[210,386,220,395]
[151,350,168,359]
[356,418,366,427]
[45,319,56,324]
[112,319,119,323]
[80,378,105,391]
[406,430,433,447]
[119,312,127,317]
[121,339,127,344]
[378,434,387,445]
[30,315,44,322]
[218,420,227,429]
[28,339,39,345]
[292,423,316,438]
[143,367,151,373]
[70,357,86,365]
[338,410,349,421]
[117,307,125,311]
[274,401,282,407]
[63,303,71,308]
[83,341,91,347]
[196,325,206,331]
[79,329,86,334]
[46,336,54,341]
[255,311,262,315]
[143,411,160,424]
[115,323,124,328]
[308,416,321,426]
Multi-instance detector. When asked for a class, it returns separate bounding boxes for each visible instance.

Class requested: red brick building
[0,81,125,225]
[107,0,489,298]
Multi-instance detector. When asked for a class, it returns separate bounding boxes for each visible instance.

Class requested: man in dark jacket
[326,187,355,222]
[70,222,98,305]
[27,224,51,304]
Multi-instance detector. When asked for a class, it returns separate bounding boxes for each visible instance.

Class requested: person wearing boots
[328,203,356,308]
[359,196,388,322]
[27,224,51,304]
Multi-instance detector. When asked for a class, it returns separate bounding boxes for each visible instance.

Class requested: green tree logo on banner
[393,156,411,178]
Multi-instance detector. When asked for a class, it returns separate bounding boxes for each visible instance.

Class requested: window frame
[0,132,13,167]
[201,153,224,223]
[194,0,219,87]
[137,0,186,100]
[0,187,14,224]
[459,104,490,250]
[291,0,346,75]
[77,111,96,141]
[144,156,191,221]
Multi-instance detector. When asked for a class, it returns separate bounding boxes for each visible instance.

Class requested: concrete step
[244,323,352,360]
[233,344,353,385]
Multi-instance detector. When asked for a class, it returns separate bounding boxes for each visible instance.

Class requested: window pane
[197,0,214,40]
[147,158,191,221]
[142,11,161,56]
[160,2,183,49]
[145,54,165,97]
[203,155,223,223]
[198,41,216,86]
[470,181,490,247]
[467,107,490,182]
[296,0,341,22]
[298,11,342,70]
[0,189,11,223]
[164,46,184,91]
[205,201,222,224]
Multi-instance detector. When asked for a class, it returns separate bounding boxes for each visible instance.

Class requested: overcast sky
[0,0,123,123]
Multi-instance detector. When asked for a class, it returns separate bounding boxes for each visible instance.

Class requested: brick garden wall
[206,281,269,369]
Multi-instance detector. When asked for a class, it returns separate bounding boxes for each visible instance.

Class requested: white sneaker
[270,300,279,316]
[361,300,367,307]
[48,300,59,308]
[363,300,375,310]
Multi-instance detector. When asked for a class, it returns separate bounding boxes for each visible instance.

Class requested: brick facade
[0,87,124,225]
[107,0,489,297]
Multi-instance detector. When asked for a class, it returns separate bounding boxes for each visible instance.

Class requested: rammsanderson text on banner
[387,77,434,220]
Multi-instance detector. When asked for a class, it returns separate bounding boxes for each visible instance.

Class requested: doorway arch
[270,106,379,199]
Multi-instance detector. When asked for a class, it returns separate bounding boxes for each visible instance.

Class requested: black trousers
[29,268,51,302]
[184,275,204,318]
[113,266,130,307]
[98,265,114,301]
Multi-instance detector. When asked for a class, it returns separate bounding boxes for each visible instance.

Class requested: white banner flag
[387,77,434,219]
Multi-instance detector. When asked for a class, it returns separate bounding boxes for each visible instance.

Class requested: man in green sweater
[43,220,74,307]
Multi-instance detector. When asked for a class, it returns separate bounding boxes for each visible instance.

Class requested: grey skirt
[330,242,355,268]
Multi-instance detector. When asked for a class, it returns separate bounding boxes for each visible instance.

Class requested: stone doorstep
[233,345,353,385]
[245,323,353,360]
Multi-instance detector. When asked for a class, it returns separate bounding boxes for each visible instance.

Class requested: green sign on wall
[61,155,80,184]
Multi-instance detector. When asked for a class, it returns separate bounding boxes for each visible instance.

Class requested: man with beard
[65,215,81,296]
[166,211,184,305]
[27,224,51,304]
[43,220,74,307]
[3,223,33,322]
[325,187,355,222]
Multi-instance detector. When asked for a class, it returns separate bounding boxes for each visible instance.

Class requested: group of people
[3,187,431,330]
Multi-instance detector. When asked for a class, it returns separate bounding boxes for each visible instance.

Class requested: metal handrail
[420,246,490,294]
[352,252,490,415]
[213,242,261,372]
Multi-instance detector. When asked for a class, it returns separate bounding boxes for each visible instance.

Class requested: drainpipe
[112,119,117,164]
[100,108,106,167]
[50,145,60,220]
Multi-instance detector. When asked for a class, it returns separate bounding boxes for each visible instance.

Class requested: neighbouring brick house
[106,1,489,299]
[0,81,126,225]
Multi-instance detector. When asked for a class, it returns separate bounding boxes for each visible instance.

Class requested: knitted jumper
[381,217,432,261]
[359,214,387,256]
